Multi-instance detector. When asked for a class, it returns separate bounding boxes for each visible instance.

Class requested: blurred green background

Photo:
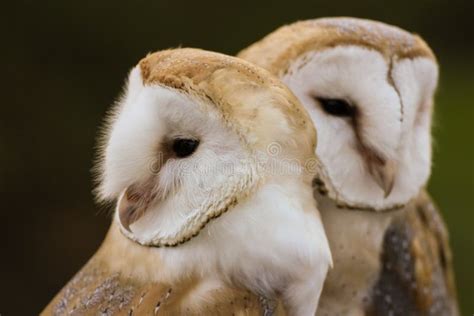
[1,0,472,314]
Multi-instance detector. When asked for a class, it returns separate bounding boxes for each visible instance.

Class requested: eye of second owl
[172,138,200,158]
[317,97,355,117]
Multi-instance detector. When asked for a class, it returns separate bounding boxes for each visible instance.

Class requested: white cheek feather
[391,57,438,205]
[283,47,438,210]
[285,46,402,157]
[99,67,332,316]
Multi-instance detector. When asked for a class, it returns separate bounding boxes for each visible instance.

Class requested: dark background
[1,0,473,314]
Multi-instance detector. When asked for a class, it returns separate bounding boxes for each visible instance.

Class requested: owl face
[101,71,252,247]
[283,46,438,210]
[96,48,317,246]
[239,18,439,211]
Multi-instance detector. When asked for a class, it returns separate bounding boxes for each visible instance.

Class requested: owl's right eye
[172,138,200,158]
[316,97,356,118]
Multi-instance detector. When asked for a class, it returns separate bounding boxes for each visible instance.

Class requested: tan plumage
[43,48,331,315]
[42,222,286,315]
[238,17,458,315]
[137,48,316,164]
[239,18,434,77]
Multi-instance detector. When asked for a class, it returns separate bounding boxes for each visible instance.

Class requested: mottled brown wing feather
[41,254,286,316]
[367,190,459,316]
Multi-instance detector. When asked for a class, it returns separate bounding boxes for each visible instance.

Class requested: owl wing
[368,189,459,316]
[41,250,285,316]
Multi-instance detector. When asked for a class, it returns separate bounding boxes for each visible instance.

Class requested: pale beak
[368,159,397,198]
[117,183,155,232]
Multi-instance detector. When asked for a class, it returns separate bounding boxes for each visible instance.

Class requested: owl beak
[117,183,155,232]
[368,159,396,198]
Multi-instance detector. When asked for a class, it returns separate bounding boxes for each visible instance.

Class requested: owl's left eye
[172,138,200,158]
[316,97,356,117]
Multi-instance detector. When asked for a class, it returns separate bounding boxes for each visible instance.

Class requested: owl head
[95,48,316,247]
[239,17,439,211]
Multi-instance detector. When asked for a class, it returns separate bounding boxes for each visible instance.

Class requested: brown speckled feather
[42,225,286,316]
[314,190,458,316]
[367,190,458,316]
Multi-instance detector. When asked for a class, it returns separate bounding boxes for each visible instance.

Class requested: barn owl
[239,18,458,315]
[42,48,332,315]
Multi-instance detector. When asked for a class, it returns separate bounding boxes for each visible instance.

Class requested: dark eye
[316,97,355,117]
[172,138,200,158]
